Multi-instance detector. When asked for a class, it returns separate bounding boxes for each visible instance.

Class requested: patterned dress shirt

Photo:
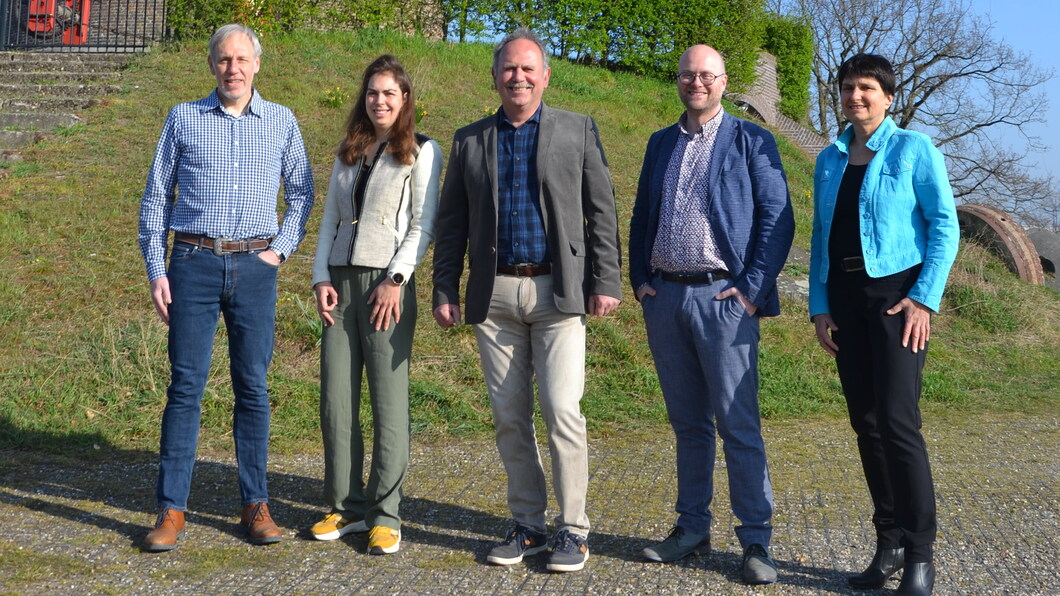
[138,89,315,281]
[496,105,549,266]
[650,109,727,273]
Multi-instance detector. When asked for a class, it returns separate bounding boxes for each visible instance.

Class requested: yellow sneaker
[368,525,401,555]
[310,513,367,541]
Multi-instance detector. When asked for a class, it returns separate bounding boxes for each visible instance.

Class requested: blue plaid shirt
[138,89,315,281]
[497,105,550,266]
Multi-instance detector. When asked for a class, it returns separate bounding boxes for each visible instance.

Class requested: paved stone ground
[0,413,1056,595]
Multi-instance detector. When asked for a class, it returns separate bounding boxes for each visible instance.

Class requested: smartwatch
[389,272,405,285]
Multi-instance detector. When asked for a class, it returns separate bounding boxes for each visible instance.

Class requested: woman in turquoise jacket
[809,54,958,596]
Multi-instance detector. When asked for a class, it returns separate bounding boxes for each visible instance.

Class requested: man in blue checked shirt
[432,28,622,573]
[137,23,315,552]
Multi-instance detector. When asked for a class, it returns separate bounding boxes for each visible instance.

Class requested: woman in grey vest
[308,54,442,555]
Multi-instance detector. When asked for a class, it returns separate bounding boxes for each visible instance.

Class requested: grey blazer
[432,104,622,325]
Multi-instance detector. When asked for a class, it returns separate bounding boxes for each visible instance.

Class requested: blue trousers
[642,275,774,548]
[156,243,278,510]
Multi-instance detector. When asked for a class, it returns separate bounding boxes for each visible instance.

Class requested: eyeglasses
[677,71,725,86]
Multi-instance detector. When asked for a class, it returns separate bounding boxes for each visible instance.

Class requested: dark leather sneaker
[241,502,282,545]
[487,524,548,565]
[642,526,711,562]
[547,529,589,572]
[741,543,778,584]
[142,508,185,552]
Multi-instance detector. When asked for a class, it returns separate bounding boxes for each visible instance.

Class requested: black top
[828,162,868,266]
[352,159,371,220]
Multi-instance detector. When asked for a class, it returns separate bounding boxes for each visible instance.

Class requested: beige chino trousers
[472,274,590,537]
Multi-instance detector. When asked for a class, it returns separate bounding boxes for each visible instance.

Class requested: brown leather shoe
[241,502,282,545]
[142,508,185,552]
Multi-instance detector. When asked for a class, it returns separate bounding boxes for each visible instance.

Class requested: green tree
[440,0,490,42]
[762,13,813,121]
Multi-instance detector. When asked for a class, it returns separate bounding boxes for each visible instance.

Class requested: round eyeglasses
[677,71,725,86]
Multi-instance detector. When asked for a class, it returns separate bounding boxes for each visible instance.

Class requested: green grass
[0,29,1057,456]
[0,540,99,588]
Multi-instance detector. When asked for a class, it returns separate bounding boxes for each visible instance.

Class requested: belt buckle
[213,237,232,256]
[842,257,865,272]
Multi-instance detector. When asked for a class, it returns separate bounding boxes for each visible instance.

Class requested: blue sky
[977,0,1059,178]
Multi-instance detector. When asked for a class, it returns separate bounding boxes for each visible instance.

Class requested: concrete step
[0,129,50,150]
[0,54,131,73]
[0,96,100,112]
[0,112,82,129]
[0,51,133,66]
[0,83,122,96]
[0,70,122,84]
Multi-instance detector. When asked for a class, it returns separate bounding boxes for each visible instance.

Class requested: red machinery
[27,0,91,45]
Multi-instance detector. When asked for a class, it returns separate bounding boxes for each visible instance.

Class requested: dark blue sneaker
[547,529,589,572]
[487,524,547,565]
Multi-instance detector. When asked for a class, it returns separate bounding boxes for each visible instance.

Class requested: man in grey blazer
[629,45,794,584]
[432,27,622,573]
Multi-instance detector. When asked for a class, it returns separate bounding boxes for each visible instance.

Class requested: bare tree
[770,0,1057,225]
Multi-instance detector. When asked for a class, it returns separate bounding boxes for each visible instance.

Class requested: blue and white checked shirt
[496,105,550,266]
[138,89,315,281]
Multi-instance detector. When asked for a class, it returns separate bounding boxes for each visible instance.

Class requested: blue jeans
[157,243,278,510]
[641,275,774,548]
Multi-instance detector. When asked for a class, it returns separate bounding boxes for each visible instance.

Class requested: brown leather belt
[497,263,552,277]
[176,232,271,256]
[839,256,865,273]
[659,270,730,284]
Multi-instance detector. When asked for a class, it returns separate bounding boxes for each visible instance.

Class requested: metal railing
[0,0,166,52]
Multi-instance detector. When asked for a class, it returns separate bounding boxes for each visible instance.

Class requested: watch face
[391,273,404,285]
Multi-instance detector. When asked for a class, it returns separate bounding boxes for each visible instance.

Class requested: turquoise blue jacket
[809,117,959,315]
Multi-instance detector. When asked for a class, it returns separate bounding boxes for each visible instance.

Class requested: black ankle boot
[848,547,905,589]
[895,561,934,595]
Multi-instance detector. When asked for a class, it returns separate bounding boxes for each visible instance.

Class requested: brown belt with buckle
[659,270,730,284]
[175,232,271,256]
[839,256,865,273]
[497,263,552,277]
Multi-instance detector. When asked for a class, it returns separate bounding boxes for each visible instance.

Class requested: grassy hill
[0,30,1056,455]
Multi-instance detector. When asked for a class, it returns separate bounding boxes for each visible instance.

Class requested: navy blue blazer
[628,113,794,317]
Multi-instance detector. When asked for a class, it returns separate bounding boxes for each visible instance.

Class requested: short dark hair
[836,53,896,97]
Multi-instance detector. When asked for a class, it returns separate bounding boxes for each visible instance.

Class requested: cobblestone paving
[0,413,1056,595]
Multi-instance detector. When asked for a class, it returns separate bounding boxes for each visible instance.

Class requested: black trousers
[828,265,936,562]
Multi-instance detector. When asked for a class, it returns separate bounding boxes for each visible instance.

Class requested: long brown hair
[337,54,417,166]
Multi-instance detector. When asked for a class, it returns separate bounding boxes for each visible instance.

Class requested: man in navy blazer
[432,27,622,573]
[629,45,794,584]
